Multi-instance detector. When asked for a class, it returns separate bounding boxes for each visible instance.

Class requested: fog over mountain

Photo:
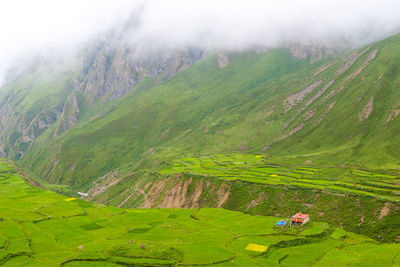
[1,0,400,84]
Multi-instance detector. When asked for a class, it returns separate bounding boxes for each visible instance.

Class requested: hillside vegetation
[16,34,400,195]
[1,30,400,253]
[161,154,400,202]
[1,160,400,266]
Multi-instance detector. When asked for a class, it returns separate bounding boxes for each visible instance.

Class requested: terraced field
[1,160,400,266]
[160,154,400,202]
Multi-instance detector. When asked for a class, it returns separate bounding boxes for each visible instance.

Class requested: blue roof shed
[276,220,287,226]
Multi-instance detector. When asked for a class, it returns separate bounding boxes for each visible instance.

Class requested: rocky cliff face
[55,46,203,135]
[79,44,203,105]
[286,41,339,63]
[0,73,71,159]
[0,24,204,158]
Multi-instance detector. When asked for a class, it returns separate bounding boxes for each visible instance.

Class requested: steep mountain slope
[17,34,400,190]
[0,23,203,161]
[20,48,311,188]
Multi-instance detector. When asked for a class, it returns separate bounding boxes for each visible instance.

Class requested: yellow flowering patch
[270,174,278,177]
[255,155,262,158]
[64,198,77,202]
[245,243,268,252]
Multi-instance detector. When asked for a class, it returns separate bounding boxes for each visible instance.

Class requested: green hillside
[1,31,400,262]
[17,34,400,193]
[19,48,310,188]
[161,154,400,202]
[1,160,400,266]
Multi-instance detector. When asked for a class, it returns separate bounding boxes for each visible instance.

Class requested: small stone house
[291,213,310,225]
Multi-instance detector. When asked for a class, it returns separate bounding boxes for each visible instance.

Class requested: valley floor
[1,160,400,266]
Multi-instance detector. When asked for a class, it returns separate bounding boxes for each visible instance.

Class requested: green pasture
[160,153,400,202]
[0,160,399,266]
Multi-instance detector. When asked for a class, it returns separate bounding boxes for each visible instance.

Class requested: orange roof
[292,213,309,219]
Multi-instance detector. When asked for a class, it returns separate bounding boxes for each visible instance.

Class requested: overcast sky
[1,0,400,83]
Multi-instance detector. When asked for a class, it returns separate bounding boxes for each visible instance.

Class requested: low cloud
[1,0,400,83]
[131,0,400,50]
[0,0,139,83]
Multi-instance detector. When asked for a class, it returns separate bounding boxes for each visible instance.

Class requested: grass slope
[0,160,399,266]
[18,34,400,196]
[161,153,400,202]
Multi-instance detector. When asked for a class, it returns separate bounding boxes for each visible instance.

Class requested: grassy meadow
[1,159,400,266]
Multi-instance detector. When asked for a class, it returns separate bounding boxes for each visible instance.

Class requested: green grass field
[160,153,400,202]
[1,160,400,266]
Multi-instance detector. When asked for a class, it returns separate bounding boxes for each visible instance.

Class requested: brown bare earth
[262,105,275,118]
[375,74,384,83]
[387,109,400,122]
[145,179,168,206]
[116,176,233,209]
[261,145,270,152]
[305,80,335,107]
[284,80,333,129]
[285,80,322,112]
[344,49,379,84]
[318,49,377,106]
[140,177,207,208]
[277,123,304,142]
[319,89,337,104]
[379,202,392,220]
[69,163,76,171]
[87,170,121,200]
[304,108,317,121]
[337,47,370,74]
[359,96,374,121]
[217,53,230,68]
[358,215,365,226]
[217,183,231,208]
[313,60,339,77]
